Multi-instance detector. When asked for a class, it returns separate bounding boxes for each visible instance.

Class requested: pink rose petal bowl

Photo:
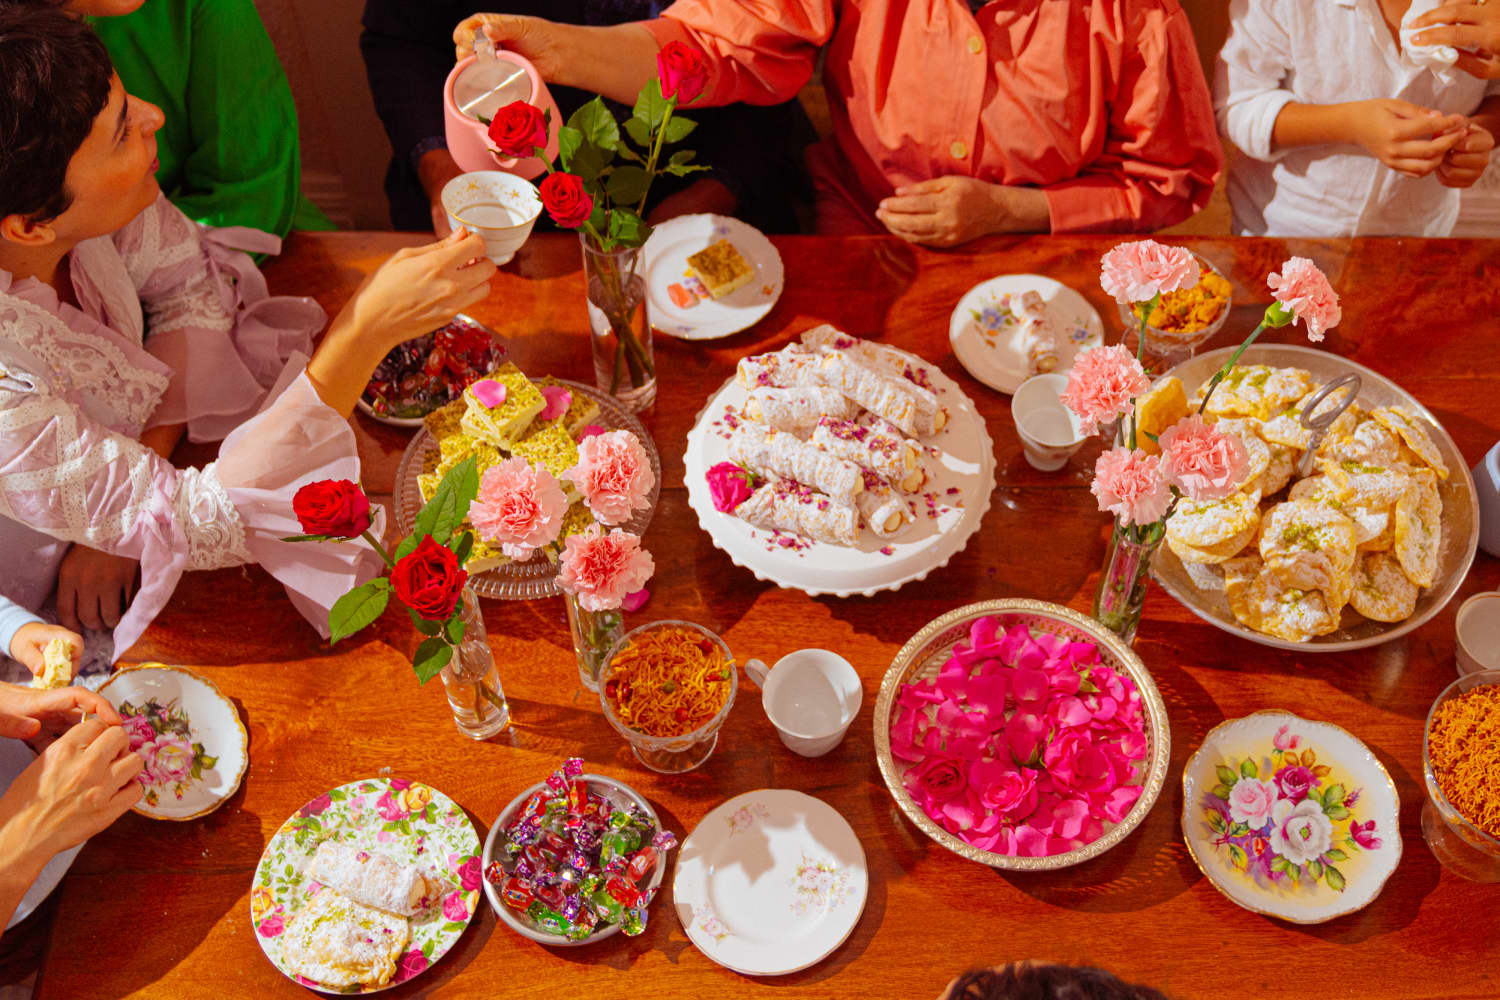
[872,599,1170,871]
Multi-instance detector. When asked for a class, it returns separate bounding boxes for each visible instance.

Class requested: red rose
[656,41,709,104]
[911,754,968,805]
[486,100,547,159]
[292,480,371,539]
[539,172,594,229]
[391,536,468,621]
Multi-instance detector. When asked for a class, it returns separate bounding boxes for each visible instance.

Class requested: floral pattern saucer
[947,274,1103,394]
[1181,711,1402,924]
[673,789,867,976]
[98,664,247,821]
[640,213,784,340]
[251,778,482,994]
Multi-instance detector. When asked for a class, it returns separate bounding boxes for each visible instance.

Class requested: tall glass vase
[563,590,625,692]
[1092,519,1164,645]
[580,234,656,412]
[439,584,510,739]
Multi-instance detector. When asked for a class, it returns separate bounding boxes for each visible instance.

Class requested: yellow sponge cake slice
[686,240,755,299]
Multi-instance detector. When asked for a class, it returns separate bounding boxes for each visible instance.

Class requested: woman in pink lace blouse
[0,10,497,678]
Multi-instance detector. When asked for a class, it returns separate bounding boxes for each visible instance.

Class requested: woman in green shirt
[10,0,331,236]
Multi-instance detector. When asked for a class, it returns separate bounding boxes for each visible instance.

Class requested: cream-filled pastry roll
[309,841,429,916]
[736,478,860,546]
[1013,291,1060,374]
[817,351,946,437]
[728,422,864,505]
[735,347,820,390]
[810,416,923,491]
[745,386,855,435]
[856,470,910,537]
[799,325,938,387]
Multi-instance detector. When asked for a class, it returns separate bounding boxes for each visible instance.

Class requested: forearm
[550,23,660,103]
[305,313,381,418]
[1470,95,1500,142]
[990,185,1051,235]
[0,812,46,930]
[1271,102,1356,152]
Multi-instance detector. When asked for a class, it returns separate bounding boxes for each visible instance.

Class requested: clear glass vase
[580,234,655,412]
[563,590,625,692]
[439,584,510,739]
[1092,519,1164,645]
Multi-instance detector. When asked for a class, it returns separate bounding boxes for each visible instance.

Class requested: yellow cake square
[686,240,755,299]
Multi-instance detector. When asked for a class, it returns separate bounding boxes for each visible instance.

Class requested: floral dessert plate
[948,274,1103,394]
[98,664,247,822]
[1181,711,1401,924]
[251,777,482,993]
[683,344,995,597]
[640,214,784,341]
[674,789,867,976]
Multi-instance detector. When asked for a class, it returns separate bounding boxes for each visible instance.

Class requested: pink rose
[1060,345,1151,435]
[453,855,482,892]
[973,763,1040,822]
[1043,731,1116,797]
[1158,415,1249,501]
[564,430,655,525]
[1274,765,1317,803]
[1350,818,1382,850]
[1226,777,1278,829]
[1273,724,1300,751]
[705,461,756,513]
[905,754,968,806]
[470,457,568,560]
[1099,240,1201,305]
[557,525,655,612]
[136,734,194,786]
[577,424,605,440]
[1266,257,1341,342]
[376,791,408,822]
[299,793,332,817]
[1090,447,1171,526]
[256,914,284,938]
[397,949,429,981]
[442,890,469,922]
[122,714,155,750]
[621,587,650,612]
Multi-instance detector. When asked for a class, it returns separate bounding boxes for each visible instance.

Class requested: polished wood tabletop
[26,232,1500,1000]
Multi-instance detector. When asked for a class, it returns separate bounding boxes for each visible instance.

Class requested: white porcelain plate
[1181,711,1401,924]
[641,214,784,340]
[674,789,867,976]
[98,664,248,821]
[683,344,995,597]
[948,274,1103,394]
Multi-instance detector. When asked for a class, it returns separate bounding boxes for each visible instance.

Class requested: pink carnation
[564,430,655,526]
[469,457,568,560]
[1099,240,1200,305]
[1158,415,1249,501]
[1090,447,1171,526]
[1267,257,1340,342]
[1060,345,1151,435]
[557,525,655,612]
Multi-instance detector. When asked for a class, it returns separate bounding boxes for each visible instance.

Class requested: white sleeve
[1214,0,1299,162]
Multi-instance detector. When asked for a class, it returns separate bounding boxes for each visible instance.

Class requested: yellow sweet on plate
[1135,376,1188,456]
[1393,468,1441,588]
[686,240,755,299]
[29,638,73,690]
[279,888,409,990]
[1224,555,1340,643]
[1370,405,1449,480]
[1200,365,1314,421]
[1350,551,1419,623]
[1167,493,1261,549]
[1258,499,1357,603]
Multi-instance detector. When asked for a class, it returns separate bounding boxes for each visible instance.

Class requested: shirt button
[950,140,968,159]
[967,35,983,54]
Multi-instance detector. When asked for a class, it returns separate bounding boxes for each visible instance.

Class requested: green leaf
[632,77,669,131]
[1240,758,1259,779]
[1215,765,1239,788]
[1324,864,1346,892]
[280,533,333,543]
[564,140,609,188]
[412,636,452,684]
[1211,784,1232,801]
[1307,859,1323,880]
[1325,805,1350,821]
[623,117,651,148]
[329,579,391,644]
[449,530,474,567]
[1323,784,1346,808]
[408,607,440,637]
[1270,857,1292,875]
[200,755,217,769]
[1208,811,1227,834]
[1227,844,1246,869]
[607,208,652,249]
[606,165,649,207]
[1228,822,1250,837]
[1344,836,1362,853]
[558,125,583,167]
[567,97,619,150]
[662,147,710,178]
[445,616,466,646]
[668,149,697,167]
[413,456,478,547]
[1324,847,1348,861]
[394,533,419,563]
[661,115,697,144]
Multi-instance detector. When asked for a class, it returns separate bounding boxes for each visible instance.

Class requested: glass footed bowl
[1116,252,1232,366]
[1421,669,1500,882]
[598,620,740,774]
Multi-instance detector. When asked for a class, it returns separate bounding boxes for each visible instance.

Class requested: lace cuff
[172,464,253,570]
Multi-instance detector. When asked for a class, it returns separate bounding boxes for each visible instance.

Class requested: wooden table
[28,233,1500,1000]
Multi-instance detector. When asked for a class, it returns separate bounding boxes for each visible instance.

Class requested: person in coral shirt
[454,1,1223,246]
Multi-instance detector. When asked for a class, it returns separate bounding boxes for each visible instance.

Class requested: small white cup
[745,649,863,758]
[441,171,542,265]
[1456,591,1500,677]
[1012,372,1085,471]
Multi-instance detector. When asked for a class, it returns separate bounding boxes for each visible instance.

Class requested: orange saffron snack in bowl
[1428,682,1500,839]
[603,626,733,737]
[1133,270,1232,334]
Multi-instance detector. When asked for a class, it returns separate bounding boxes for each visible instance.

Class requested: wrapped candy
[484,861,505,884]
[500,877,534,911]
[622,907,646,937]
[604,876,640,909]
[527,903,569,936]
[626,847,657,883]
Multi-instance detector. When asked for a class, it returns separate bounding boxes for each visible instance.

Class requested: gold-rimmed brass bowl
[872,600,1170,871]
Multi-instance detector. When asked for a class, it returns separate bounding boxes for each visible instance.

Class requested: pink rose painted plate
[1181,711,1402,924]
[250,778,482,993]
[99,664,247,822]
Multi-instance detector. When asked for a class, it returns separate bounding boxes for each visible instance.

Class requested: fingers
[453,14,502,61]
[107,780,143,816]
[1386,157,1446,177]
[877,194,940,215]
[110,749,144,786]
[56,716,110,752]
[56,574,80,635]
[1392,131,1468,159]
[1389,113,1468,141]
[890,178,951,198]
[12,643,43,675]
[81,723,129,771]
[32,687,121,726]
[0,716,41,740]
[1453,51,1500,78]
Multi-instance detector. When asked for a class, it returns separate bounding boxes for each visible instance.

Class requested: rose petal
[1012,668,1049,705]
[962,675,1009,717]
[621,587,650,612]
[577,424,605,439]
[471,378,507,408]
[538,385,573,421]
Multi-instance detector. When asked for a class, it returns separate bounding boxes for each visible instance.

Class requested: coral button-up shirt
[641,0,1223,233]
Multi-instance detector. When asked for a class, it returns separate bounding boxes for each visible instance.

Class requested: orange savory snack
[1428,683,1500,838]
[1134,270,1231,334]
[604,626,732,737]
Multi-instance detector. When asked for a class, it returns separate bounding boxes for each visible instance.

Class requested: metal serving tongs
[1295,372,1361,478]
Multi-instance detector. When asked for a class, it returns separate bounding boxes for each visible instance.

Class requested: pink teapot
[444,49,561,180]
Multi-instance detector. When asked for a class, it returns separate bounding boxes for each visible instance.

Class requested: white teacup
[1012,372,1085,471]
[441,171,542,265]
[1456,591,1500,677]
[745,649,863,758]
